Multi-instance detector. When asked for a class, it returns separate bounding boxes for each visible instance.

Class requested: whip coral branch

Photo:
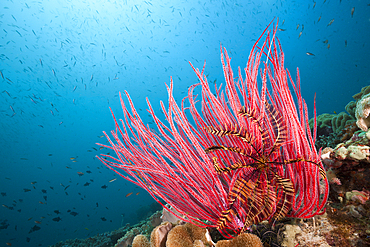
[97,22,328,238]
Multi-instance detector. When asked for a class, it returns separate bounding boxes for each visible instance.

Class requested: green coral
[353,85,370,101]
[309,113,336,130]
[332,112,355,133]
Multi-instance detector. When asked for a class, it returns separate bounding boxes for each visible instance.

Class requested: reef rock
[356,92,370,131]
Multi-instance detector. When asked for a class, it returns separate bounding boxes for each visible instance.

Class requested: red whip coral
[97,22,328,238]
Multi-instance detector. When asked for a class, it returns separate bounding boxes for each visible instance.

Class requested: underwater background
[0,0,369,246]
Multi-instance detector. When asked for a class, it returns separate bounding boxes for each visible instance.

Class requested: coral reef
[294,216,333,247]
[318,112,370,246]
[310,87,370,149]
[353,85,370,101]
[215,232,263,247]
[356,92,370,131]
[166,223,211,247]
[132,235,150,247]
[150,222,172,247]
[325,203,370,246]
[160,204,184,225]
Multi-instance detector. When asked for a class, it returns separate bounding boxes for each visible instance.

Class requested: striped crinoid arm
[263,102,289,153]
[205,123,259,152]
[238,106,267,140]
[271,174,295,221]
[216,170,278,236]
[209,156,255,174]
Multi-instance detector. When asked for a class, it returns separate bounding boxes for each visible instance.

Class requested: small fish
[351,7,355,17]
[0,70,4,79]
[109,178,117,183]
[70,211,78,216]
[327,19,334,26]
[23,188,31,192]
[136,192,140,196]
[70,157,76,160]
[52,217,62,222]
[318,16,321,22]
[323,39,328,44]
[126,192,133,197]
[99,146,104,150]
[34,221,41,224]
[327,44,330,49]
[77,172,84,176]
[278,28,286,31]
[29,225,41,233]
[296,24,300,30]
[101,185,108,189]
[306,52,315,56]
[6,242,12,246]
[298,31,302,38]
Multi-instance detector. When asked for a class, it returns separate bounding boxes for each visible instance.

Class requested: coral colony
[97,23,329,238]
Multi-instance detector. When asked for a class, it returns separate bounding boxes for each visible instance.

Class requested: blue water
[0,0,369,246]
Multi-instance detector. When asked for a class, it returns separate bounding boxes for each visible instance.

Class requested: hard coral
[356,92,370,131]
[346,190,370,204]
[132,235,150,247]
[215,232,263,247]
[150,221,172,247]
[281,224,302,247]
[166,222,208,247]
[339,122,359,143]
